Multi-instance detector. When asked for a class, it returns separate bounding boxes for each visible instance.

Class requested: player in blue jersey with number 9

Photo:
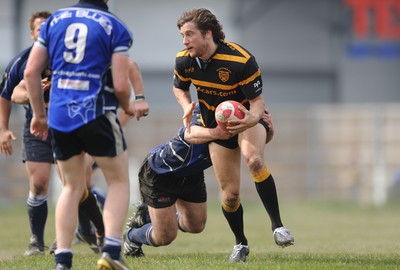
[24,0,134,269]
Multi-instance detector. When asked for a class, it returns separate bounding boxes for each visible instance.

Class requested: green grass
[1,201,400,269]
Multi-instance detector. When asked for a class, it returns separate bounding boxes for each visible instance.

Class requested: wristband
[135,95,145,100]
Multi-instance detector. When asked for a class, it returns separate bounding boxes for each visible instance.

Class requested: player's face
[180,22,212,59]
[30,17,47,41]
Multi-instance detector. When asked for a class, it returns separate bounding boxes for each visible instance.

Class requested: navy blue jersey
[0,47,35,122]
[0,47,31,101]
[147,105,212,176]
[174,41,263,128]
[1,46,52,121]
[36,3,133,132]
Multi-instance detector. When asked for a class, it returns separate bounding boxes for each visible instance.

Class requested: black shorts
[51,112,127,161]
[22,119,54,163]
[22,127,55,163]
[214,117,270,149]
[138,159,207,208]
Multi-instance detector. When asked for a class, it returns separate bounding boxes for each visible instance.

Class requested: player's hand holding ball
[215,100,245,134]
[210,123,233,140]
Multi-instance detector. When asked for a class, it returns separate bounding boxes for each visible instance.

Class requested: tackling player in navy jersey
[173,8,294,262]
[24,1,134,269]
[122,105,281,258]
[122,104,229,257]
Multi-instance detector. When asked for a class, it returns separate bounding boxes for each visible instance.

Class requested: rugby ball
[215,100,245,128]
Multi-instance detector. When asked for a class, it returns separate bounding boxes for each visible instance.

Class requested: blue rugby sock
[102,237,122,260]
[128,223,154,246]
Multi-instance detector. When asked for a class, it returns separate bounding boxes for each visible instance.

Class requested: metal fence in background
[1,103,399,207]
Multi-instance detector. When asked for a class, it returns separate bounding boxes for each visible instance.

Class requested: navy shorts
[51,112,127,161]
[22,117,54,163]
[22,128,54,163]
[214,117,270,149]
[138,159,207,208]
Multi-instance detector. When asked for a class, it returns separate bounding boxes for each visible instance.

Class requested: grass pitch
[1,201,400,269]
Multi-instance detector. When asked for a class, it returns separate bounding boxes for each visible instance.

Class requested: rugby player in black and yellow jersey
[173,8,294,262]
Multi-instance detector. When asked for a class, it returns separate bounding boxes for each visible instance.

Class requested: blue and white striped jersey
[147,105,212,176]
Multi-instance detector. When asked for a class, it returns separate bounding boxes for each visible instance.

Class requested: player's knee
[192,221,206,233]
[30,174,49,193]
[222,193,240,210]
[227,193,240,203]
[151,225,178,246]
[31,182,47,195]
[185,220,206,233]
[155,232,177,246]
[246,155,264,174]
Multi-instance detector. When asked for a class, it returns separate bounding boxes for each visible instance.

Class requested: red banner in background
[344,0,400,58]
[345,0,400,39]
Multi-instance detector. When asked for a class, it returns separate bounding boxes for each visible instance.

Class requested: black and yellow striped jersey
[174,40,263,128]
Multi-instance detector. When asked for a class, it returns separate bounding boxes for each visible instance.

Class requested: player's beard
[190,43,209,60]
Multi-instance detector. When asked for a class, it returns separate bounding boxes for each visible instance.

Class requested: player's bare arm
[24,46,48,141]
[0,97,16,156]
[185,124,232,144]
[112,53,134,116]
[11,80,29,104]
[173,86,194,133]
[12,78,51,105]
[129,59,149,120]
[117,99,136,127]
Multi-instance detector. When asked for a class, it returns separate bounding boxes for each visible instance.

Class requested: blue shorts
[51,112,127,161]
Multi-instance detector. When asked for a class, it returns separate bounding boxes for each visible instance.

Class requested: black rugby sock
[78,210,92,235]
[255,175,283,231]
[27,201,48,246]
[222,203,248,245]
[79,191,105,235]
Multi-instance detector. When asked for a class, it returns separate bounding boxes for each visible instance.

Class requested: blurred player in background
[0,10,104,257]
[24,0,135,269]
[87,57,150,209]
[12,80,107,255]
[13,57,150,211]
[122,104,283,259]
[173,8,294,262]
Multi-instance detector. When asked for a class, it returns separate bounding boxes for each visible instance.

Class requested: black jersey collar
[195,42,220,71]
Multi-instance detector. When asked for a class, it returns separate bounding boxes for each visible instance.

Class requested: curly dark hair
[28,11,51,31]
[177,8,225,43]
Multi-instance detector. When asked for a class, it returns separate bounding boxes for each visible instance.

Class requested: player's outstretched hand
[0,130,16,156]
[183,102,195,133]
